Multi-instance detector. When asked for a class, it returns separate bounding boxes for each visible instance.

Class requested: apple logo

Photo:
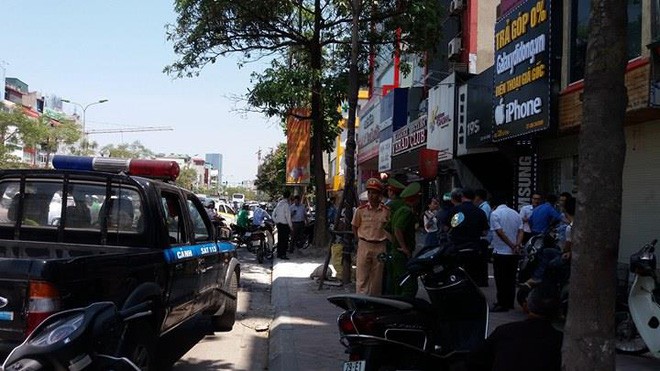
[494,98,505,126]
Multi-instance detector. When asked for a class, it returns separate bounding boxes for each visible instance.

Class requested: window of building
[569,0,643,83]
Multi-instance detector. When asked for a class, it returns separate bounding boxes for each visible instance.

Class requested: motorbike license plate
[342,360,365,371]
[244,232,251,237]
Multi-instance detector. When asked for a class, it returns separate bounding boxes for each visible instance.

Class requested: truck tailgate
[0,260,33,345]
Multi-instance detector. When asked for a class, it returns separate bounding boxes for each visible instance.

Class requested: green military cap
[387,178,406,190]
[400,182,421,198]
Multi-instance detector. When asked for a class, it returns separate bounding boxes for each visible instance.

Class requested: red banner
[419,148,439,179]
[286,109,311,185]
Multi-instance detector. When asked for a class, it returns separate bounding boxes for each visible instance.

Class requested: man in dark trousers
[469,284,563,371]
[488,194,524,312]
[445,188,489,286]
[272,189,293,260]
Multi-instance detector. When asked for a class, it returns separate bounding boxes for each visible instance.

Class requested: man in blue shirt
[528,194,561,235]
[252,204,269,227]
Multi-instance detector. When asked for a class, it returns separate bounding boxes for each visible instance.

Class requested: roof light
[52,155,180,181]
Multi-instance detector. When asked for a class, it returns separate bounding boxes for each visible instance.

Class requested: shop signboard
[513,143,538,210]
[493,0,552,142]
[357,98,381,164]
[378,122,393,172]
[467,67,494,149]
[392,115,427,157]
[378,138,392,172]
[427,74,456,161]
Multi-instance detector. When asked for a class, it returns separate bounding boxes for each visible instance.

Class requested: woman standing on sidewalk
[423,197,440,247]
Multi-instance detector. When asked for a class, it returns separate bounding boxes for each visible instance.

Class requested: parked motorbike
[292,219,314,250]
[2,301,152,371]
[615,239,660,358]
[231,221,270,263]
[327,244,489,371]
[516,225,570,317]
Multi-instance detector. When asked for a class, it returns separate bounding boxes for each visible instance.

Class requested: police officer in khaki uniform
[352,178,390,295]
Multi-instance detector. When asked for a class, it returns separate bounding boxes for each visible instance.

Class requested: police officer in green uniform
[386,182,421,297]
[382,178,406,294]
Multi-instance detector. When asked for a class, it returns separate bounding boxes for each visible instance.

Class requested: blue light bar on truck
[52,155,180,181]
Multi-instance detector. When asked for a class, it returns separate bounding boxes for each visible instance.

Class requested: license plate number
[343,360,365,371]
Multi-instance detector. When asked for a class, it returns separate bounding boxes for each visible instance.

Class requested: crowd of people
[347,179,574,370]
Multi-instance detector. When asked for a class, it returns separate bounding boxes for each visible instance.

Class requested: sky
[1,0,285,183]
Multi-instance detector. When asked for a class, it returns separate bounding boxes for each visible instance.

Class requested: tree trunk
[311,0,328,248]
[563,1,628,370]
[333,0,362,285]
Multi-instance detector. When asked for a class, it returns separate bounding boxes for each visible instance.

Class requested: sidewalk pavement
[268,241,660,371]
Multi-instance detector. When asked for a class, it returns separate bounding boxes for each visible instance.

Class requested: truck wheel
[212,270,238,332]
[123,320,158,370]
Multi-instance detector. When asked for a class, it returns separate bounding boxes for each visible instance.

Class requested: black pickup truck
[0,155,240,368]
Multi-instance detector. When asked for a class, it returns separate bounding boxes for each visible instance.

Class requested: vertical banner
[427,73,456,161]
[513,141,537,210]
[286,109,311,185]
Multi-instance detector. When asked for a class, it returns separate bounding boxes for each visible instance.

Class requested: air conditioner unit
[449,0,465,15]
[448,37,462,59]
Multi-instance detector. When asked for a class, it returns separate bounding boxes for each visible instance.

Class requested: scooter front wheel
[615,311,649,355]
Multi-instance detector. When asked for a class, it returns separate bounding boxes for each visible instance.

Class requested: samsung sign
[492,0,552,142]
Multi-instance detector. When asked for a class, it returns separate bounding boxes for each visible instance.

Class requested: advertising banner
[392,115,427,156]
[357,98,381,164]
[493,0,552,142]
[427,74,456,161]
[513,143,538,210]
[378,138,392,172]
[467,67,494,149]
[286,109,311,185]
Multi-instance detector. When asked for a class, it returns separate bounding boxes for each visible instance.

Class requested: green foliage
[0,104,35,167]
[247,59,345,151]
[100,141,155,159]
[175,167,197,190]
[254,143,286,200]
[38,116,82,163]
[0,103,83,168]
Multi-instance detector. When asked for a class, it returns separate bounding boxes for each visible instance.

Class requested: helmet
[365,178,383,192]
[203,199,215,209]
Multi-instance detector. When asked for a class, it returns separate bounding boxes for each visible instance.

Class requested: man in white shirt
[519,192,541,244]
[272,190,293,260]
[489,194,524,313]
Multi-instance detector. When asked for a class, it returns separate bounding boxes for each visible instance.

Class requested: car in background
[217,202,237,225]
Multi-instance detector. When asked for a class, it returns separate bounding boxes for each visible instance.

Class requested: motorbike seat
[328,294,415,311]
[380,295,434,314]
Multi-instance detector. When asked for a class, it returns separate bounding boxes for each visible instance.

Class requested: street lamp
[61,98,109,147]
